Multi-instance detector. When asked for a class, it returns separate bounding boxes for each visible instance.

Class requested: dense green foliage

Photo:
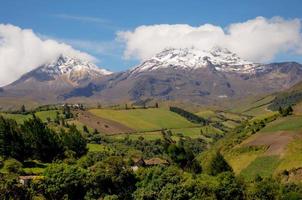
[170,106,207,125]
[278,106,293,116]
[0,116,25,160]
[0,115,87,162]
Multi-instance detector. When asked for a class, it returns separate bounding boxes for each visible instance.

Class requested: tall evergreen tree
[61,125,87,157]
[20,105,26,114]
[21,115,63,162]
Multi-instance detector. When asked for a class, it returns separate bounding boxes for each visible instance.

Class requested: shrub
[3,158,23,174]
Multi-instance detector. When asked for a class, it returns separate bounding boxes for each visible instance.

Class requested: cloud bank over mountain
[0,24,95,86]
[118,17,302,63]
[1,16,302,87]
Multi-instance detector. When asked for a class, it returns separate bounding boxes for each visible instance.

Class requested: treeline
[0,115,87,162]
[170,106,207,125]
[268,91,302,111]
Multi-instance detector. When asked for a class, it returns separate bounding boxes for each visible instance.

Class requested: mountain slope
[130,47,258,74]
[268,80,302,111]
[63,48,302,106]
[0,55,111,103]
[2,47,302,107]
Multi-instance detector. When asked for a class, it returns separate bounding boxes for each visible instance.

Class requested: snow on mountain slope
[12,55,112,87]
[130,47,260,74]
[40,55,112,78]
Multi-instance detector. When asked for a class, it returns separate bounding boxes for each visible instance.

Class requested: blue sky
[0,0,302,72]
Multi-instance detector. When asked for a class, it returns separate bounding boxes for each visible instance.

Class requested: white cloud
[0,24,96,86]
[117,16,302,62]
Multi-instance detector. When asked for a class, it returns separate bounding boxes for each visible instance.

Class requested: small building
[19,176,40,186]
[131,157,169,171]
[144,158,169,166]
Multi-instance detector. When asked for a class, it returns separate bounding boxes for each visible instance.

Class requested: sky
[0,0,302,86]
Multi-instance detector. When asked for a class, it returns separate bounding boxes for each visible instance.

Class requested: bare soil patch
[245,131,301,156]
[75,110,135,135]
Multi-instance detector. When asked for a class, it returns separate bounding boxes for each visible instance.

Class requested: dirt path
[75,110,135,135]
[245,131,301,156]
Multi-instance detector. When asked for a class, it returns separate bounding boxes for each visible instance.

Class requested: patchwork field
[244,131,300,156]
[75,110,134,134]
[89,108,197,132]
[225,108,302,178]
[226,147,265,174]
[240,156,281,180]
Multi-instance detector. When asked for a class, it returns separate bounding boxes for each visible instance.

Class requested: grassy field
[222,120,240,129]
[90,108,197,132]
[260,115,302,132]
[276,139,302,172]
[226,150,264,175]
[1,110,60,123]
[108,125,223,141]
[243,105,272,116]
[232,95,275,115]
[196,110,216,119]
[87,143,114,153]
[240,156,281,180]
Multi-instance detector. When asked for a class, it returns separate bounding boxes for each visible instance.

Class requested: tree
[87,157,137,199]
[63,104,73,119]
[3,158,23,174]
[247,177,280,200]
[54,111,60,124]
[279,106,294,117]
[166,139,202,173]
[201,150,233,176]
[21,115,64,162]
[20,105,26,114]
[215,172,245,200]
[170,106,207,125]
[93,129,100,135]
[43,163,88,200]
[61,125,87,157]
[83,125,89,133]
[0,116,25,160]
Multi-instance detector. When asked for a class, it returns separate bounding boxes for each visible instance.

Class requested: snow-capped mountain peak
[130,47,259,74]
[14,55,112,86]
[41,55,112,77]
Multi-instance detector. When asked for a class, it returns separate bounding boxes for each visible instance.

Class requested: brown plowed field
[75,110,135,135]
[245,131,302,156]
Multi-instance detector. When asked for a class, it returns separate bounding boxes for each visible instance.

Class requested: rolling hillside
[220,105,302,180]
[268,81,302,111]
